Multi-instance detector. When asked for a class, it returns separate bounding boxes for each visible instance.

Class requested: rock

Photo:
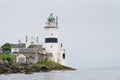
[41,66,49,72]
[17,66,24,69]
[0,63,50,75]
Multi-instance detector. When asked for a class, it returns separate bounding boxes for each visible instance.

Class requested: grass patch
[37,60,75,70]
[37,60,59,67]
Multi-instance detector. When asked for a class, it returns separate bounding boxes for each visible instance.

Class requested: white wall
[26,37,38,48]
[44,28,58,38]
[11,48,19,53]
[58,47,66,66]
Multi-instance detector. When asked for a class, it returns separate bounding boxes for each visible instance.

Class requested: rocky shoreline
[0,63,51,74]
[0,63,75,74]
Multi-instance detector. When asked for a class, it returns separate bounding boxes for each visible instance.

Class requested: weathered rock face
[0,63,50,74]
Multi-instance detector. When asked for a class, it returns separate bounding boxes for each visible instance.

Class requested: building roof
[11,43,26,48]
[19,48,36,53]
[18,48,41,53]
[17,54,26,58]
[27,45,42,49]
[36,45,42,49]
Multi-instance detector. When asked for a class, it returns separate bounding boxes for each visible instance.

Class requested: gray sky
[0,0,120,69]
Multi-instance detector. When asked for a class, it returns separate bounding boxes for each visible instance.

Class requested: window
[14,48,18,52]
[50,46,52,48]
[63,53,65,59]
[31,42,34,44]
[14,48,17,52]
[51,33,53,36]
[45,38,58,43]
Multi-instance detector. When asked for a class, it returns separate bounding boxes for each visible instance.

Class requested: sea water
[0,69,120,80]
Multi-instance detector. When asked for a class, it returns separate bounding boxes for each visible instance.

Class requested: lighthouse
[44,13,59,62]
[44,13,66,65]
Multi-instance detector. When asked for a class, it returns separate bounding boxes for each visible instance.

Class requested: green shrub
[0,54,13,64]
[6,57,12,62]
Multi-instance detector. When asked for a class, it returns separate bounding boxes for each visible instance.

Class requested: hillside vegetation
[0,54,13,65]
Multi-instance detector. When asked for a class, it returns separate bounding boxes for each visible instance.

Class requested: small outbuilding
[16,54,26,63]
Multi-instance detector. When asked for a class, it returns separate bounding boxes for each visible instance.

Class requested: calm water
[0,69,120,80]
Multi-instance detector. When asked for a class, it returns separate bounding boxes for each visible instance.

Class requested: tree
[1,43,11,53]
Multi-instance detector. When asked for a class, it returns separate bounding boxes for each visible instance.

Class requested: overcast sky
[0,0,120,69]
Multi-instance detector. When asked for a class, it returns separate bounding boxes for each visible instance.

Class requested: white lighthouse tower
[44,13,66,66]
[44,13,59,62]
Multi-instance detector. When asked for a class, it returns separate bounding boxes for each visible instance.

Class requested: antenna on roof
[56,16,58,27]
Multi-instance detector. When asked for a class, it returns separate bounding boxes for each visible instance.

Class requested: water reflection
[43,71,65,80]
[0,70,120,80]
[45,72,55,80]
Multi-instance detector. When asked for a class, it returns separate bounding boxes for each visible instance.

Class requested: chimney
[18,39,21,47]
[19,39,21,44]
[26,35,28,43]
[37,37,39,43]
